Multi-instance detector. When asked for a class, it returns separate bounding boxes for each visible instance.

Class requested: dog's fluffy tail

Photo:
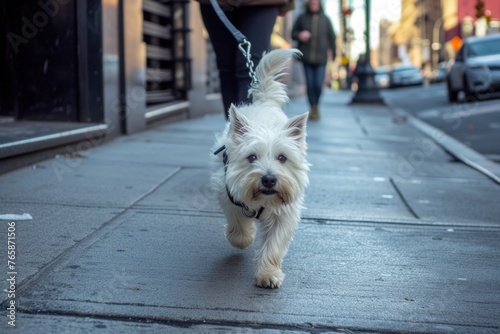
[249,48,302,109]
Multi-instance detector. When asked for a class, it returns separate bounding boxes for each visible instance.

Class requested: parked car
[389,65,424,88]
[374,67,390,88]
[428,61,448,83]
[447,34,500,101]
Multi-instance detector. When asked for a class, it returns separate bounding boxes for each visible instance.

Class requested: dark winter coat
[291,5,336,65]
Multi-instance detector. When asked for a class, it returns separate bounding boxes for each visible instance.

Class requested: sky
[324,0,402,59]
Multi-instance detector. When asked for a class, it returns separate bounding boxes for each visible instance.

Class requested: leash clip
[238,39,258,87]
[208,0,257,87]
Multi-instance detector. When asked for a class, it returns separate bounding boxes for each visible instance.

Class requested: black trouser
[200,4,279,119]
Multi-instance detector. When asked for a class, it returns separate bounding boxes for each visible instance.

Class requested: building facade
[390,0,500,70]
[444,0,500,44]
[390,0,443,69]
[0,0,224,161]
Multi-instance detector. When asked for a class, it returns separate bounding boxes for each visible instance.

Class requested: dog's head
[224,106,309,208]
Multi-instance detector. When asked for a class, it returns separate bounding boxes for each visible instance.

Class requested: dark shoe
[309,105,320,120]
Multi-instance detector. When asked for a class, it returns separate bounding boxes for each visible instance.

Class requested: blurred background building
[387,0,499,70]
[0,0,499,160]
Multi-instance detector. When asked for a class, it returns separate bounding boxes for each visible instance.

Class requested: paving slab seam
[129,208,422,225]
[18,306,500,334]
[352,113,369,136]
[309,172,492,183]
[300,217,500,231]
[123,208,500,230]
[0,200,128,210]
[11,309,439,334]
[0,167,183,305]
[301,215,425,225]
[131,207,224,218]
[390,174,493,182]
[79,159,206,169]
[388,178,419,219]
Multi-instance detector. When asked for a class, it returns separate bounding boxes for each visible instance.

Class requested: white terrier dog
[211,49,309,288]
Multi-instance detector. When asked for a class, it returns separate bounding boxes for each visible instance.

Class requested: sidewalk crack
[389,178,420,219]
[130,166,182,207]
[353,111,368,135]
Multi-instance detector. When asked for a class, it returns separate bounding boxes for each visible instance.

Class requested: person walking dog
[196,0,295,120]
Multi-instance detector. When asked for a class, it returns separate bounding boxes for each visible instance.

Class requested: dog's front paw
[255,269,284,289]
[226,222,255,249]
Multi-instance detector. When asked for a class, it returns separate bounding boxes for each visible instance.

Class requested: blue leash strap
[208,0,258,85]
[209,0,247,44]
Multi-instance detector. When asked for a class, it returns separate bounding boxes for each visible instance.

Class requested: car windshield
[467,39,500,58]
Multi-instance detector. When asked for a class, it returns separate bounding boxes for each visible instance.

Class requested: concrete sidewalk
[1,90,499,333]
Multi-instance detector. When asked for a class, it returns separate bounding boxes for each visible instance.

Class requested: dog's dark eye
[277,154,287,163]
[247,154,257,163]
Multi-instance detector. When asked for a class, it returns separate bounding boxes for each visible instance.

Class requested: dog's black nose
[261,174,277,188]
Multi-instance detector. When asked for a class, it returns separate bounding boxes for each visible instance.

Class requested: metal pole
[365,0,371,66]
[350,0,385,104]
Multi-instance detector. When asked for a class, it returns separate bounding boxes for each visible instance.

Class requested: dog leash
[209,1,263,217]
[209,0,258,86]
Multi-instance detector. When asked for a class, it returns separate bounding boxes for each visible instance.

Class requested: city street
[1,90,499,333]
[1,0,500,332]
[382,83,500,161]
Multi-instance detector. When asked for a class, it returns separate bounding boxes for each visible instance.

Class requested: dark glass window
[142,0,191,107]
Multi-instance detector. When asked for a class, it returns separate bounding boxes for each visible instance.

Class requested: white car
[447,34,500,101]
[389,65,424,88]
[374,67,390,88]
[428,61,448,83]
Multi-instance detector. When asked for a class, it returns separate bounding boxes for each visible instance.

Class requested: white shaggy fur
[210,49,309,288]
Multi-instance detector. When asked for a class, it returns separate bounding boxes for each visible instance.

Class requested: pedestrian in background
[292,0,336,120]
[195,0,295,120]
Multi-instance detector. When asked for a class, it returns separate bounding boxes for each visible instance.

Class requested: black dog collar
[214,145,264,219]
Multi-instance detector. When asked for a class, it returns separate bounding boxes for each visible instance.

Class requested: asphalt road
[381,83,500,161]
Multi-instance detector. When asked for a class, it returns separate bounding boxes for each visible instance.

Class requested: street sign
[341,55,349,65]
[450,36,463,51]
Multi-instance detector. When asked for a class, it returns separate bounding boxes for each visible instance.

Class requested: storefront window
[143,0,190,106]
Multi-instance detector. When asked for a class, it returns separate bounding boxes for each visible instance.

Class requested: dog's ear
[286,112,308,143]
[229,104,249,138]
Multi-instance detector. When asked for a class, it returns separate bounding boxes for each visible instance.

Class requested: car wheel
[463,74,477,101]
[447,78,458,102]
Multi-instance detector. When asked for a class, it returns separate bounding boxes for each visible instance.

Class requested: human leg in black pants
[199,4,280,120]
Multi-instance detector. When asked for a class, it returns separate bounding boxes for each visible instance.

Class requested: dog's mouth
[260,189,277,195]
